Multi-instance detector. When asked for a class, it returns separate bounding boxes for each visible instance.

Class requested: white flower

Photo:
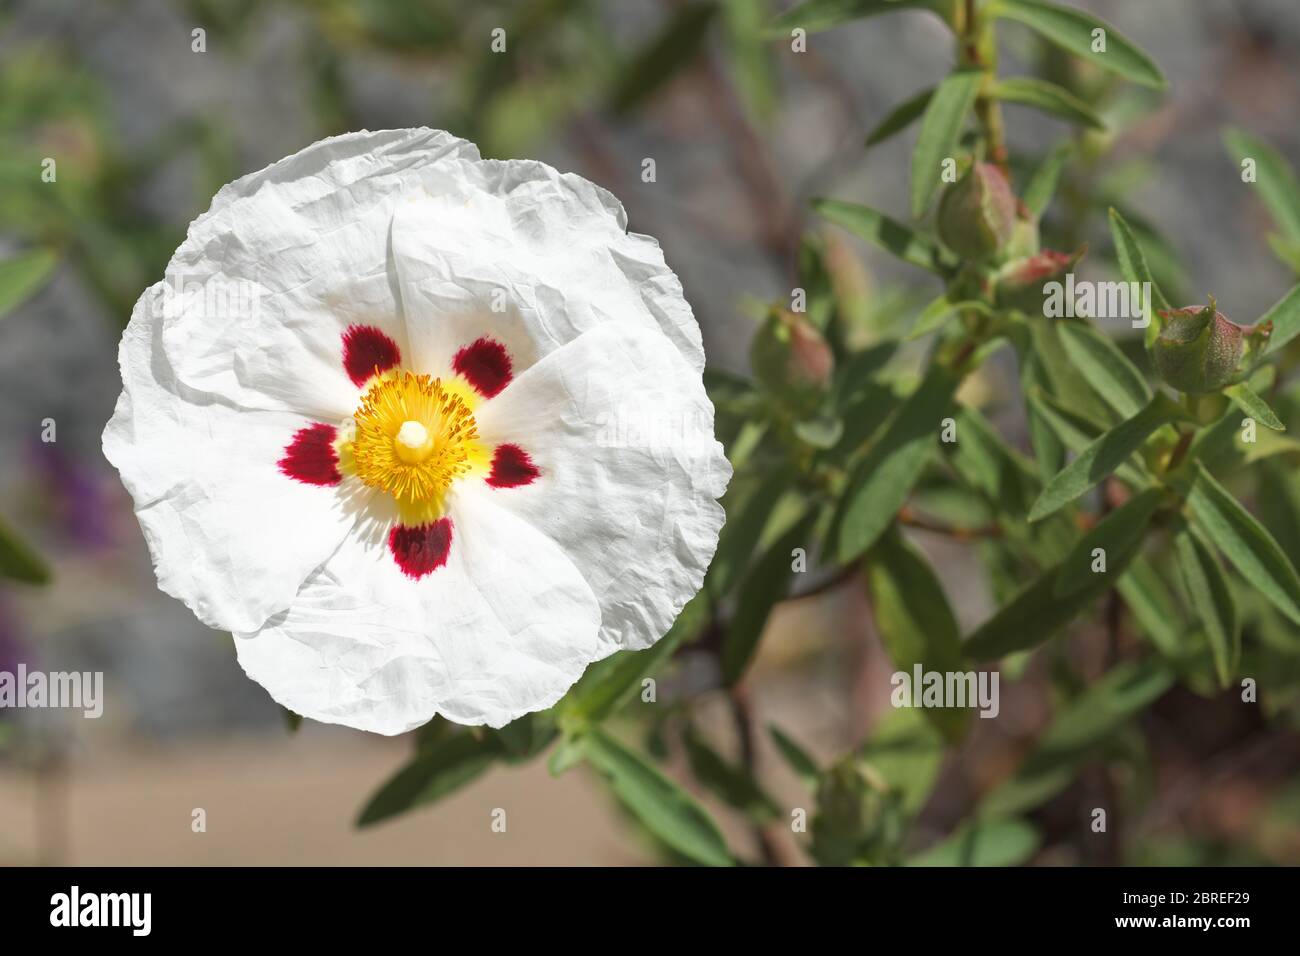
[103,129,730,735]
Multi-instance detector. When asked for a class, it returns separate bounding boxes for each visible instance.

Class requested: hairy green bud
[751,307,834,412]
[1152,297,1272,394]
[937,162,1017,260]
[992,247,1084,314]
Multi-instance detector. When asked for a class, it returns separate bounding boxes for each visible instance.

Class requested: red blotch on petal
[342,324,402,387]
[389,519,454,580]
[452,337,512,398]
[487,443,540,489]
[279,423,342,486]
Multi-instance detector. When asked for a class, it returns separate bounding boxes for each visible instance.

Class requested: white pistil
[395,420,432,464]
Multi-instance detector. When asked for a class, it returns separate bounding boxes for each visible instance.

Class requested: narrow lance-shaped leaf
[1029,393,1183,521]
[990,0,1166,89]
[812,198,948,274]
[1117,555,1188,659]
[683,726,781,821]
[1026,390,1151,488]
[1174,523,1238,687]
[990,77,1105,129]
[768,0,944,36]
[866,86,934,147]
[609,2,718,114]
[1054,486,1164,598]
[0,248,57,319]
[722,0,778,122]
[356,733,502,827]
[563,592,705,723]
[0,516,51,585]
[834,363,960,562]
[964,531,1143,661]
[1224,381,1284,432]
[583,728,734,867]
[769,724,820,788]
[1223,129,1300,246]
[1185,462,1300,626]
[907,295,991,340]
[722,509,819,683]
[1023,141,1071,218]
[910,69,983,218]
[1057,319,1152,420]
[1259,282,1300,357]
[907,819,1041,867]
[980,660,1174,817]
[1108,207,1171,343]
[865,523,968,741]
[708,468,795,596]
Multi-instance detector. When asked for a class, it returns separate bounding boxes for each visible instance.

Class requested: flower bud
[1152,297,1272,394]
[750,307,834,413]
[992,247,1083,315]
[937,162,1017,260]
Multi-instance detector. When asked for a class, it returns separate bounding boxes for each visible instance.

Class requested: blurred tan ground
[0,727,645,866]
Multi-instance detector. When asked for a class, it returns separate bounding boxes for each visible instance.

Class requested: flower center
[351,371,480,507]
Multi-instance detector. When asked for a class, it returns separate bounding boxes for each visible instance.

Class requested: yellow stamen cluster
[351,372,482,514]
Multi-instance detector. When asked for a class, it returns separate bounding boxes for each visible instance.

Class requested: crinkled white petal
[476,322,731,655]
[389,173,705,378]
[233,485,601,734]
[159,129,475,417]
[104,283,362,633]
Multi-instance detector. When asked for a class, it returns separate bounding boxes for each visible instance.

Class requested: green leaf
[1029,394,1180,521]
[1174,524,1238,686]
[990,0,1166,89]
[865,524,968,740]
[722,509,819,683]
[1057,320,1152,420]
[865,86,933,147]
[1223,129,1300,246]
[683,726,781,821]
[1185,462,1300,626]
[980,660,1174,817]
[1023,140,1072,217]
[0,248,57,319]
[812,198,948,274]
[490,713,558,764]
[964,536,1141,661]
[583,728,734,866]
[1054,487,1164,597]
[945,406,1040,518]
[907,295,992,340]
[768,724,820,788]
[1224,381,1284,432]
[562,592,704,723]
[990,76,1105,129]
[768,0,941,35]
[609,2,718,114]
[910,69,983,218]
[722,0,778,122]
[356,733,501,827]
[0,516,50,585]
[1108,207,1171,340]
[709,469,793,597]
[1117,555,1187,659]
[859,706,943,815]
[1026,390,1151,488]
[834,363,960,561]
[907,819,1040,866]
[1259,282,1300,356]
